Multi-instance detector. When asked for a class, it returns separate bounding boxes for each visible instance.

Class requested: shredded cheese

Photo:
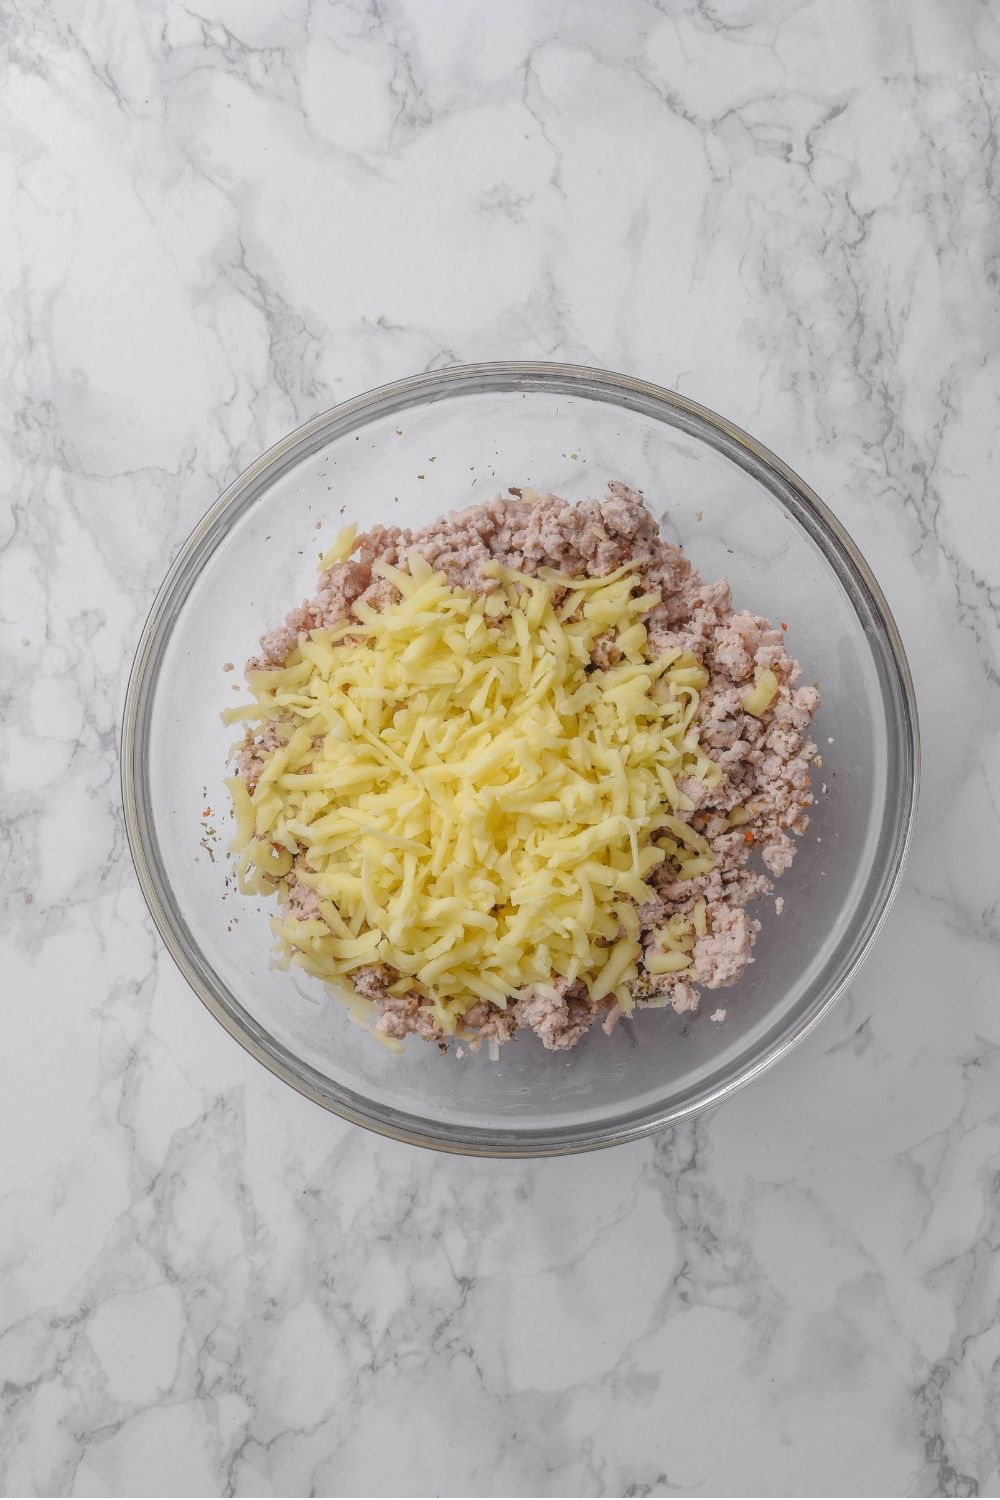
[643,899,707,975]
[741,665,779,717]
[225,539,721,1023]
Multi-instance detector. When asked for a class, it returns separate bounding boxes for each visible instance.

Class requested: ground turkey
[239,484,819,1052]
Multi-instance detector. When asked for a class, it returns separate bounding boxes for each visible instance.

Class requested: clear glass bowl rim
[120,360,920,1157]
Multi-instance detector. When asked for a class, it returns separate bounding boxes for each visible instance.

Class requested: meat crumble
[237,484,819,1052]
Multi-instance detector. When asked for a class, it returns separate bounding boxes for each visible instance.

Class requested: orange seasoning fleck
[203,808,212,817]
[744,830,754,843]
[780,622,788,631]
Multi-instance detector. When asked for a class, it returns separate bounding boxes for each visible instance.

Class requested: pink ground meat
[238,484,819,1052]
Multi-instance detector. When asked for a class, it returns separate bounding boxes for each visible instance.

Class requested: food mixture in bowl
[223,484,819,1053]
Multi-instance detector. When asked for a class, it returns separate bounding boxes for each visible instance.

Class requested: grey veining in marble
[2,0,999,1494]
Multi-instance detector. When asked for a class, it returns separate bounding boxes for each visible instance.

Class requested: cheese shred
[226,543,720,1020]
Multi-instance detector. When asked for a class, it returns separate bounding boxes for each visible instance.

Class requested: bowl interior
[127,367,915,1154]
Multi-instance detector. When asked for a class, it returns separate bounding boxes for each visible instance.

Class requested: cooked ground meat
[241,483,819,1052]
[283,863,322,920]
[235,720,286,792]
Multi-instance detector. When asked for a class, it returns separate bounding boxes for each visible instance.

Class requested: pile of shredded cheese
[224,537,725,1035]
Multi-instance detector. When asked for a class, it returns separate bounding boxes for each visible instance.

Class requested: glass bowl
[121,363,918,1156]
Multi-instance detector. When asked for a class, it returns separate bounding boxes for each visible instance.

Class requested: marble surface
[2,1,999,1494]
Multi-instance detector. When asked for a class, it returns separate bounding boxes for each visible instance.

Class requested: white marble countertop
[3,2,999,1495]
